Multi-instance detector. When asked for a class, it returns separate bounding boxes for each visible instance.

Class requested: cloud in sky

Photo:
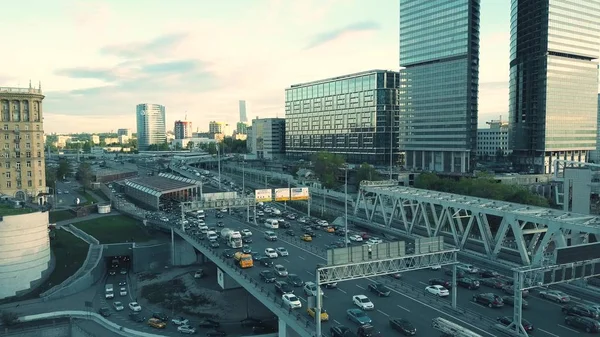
[100,33,189,59]
[305,21,381,50]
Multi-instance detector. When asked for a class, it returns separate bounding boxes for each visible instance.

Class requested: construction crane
[431,317,483,337]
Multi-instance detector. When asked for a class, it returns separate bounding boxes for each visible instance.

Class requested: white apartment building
[477,119,511,159]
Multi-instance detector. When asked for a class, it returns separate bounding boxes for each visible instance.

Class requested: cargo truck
[221,228,243,248]
[234,251,254,268]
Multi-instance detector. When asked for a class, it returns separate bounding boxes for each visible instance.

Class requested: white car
[272,209,282,215]
[317,220,329,227]
[349,235,363,242]
[425,285,450,297]
[242,229,253,237]
[171,317,189,325]
[366,237,382,244]
[128,302,142,311]
[265,248,278,258]
[304,282,318,296]
[119,287,127,296]
[276,247,289,257]
[457,264,479,274]
[113,301,124,311]
[177,325,196,334]
[430,265,442,270]
[352,295,375,310]
[282,293,302,309]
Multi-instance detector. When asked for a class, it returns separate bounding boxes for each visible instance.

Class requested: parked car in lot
[171,317,189,325]
[177,325,197,334]
[129,313,145,322]
[198,319,221,328]
[472,293,504,308]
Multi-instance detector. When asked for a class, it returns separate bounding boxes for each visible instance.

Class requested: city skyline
[3,0,582,134]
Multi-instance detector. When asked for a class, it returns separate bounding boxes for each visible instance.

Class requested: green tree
[356,162,381,185]
[76,162,93,191]
[128,138,138,149]
[1,311,18,326]
[45,167,57,189]
[207,143,217,155]
[56,159,70,180]
[311,151,345,189]
[82,141,92,153]
[174,142,182,151]
[186,141,194,150]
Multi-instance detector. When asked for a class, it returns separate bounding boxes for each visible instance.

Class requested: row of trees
[310,151,381,189]
[46,159,93,191]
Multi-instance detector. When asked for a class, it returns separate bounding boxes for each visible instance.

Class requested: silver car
[274,264,288,277]
[539,290,570,303]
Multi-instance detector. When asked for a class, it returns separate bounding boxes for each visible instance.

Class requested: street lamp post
[242,161,245,196]
[217,143,222,190]
[345,165,349,248]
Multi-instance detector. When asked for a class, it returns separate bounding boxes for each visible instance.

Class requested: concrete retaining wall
[173,237,198,266]
[132,243,171,273]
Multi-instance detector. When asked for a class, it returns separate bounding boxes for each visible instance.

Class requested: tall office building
[239,100,247,123]
[398,0,480,173]
[594,94,600,163]
[174,120,192,140]
[285,70,400,164]
[209,121,229,135]
[248,118,285,160]
[136,103,166,150]
[0,84,46,202]
[509,0,600,174]
[117,128,131,137]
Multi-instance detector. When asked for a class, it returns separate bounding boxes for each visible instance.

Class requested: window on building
[16,162,20,169]
[2,125,7,130]
[36,134,40,140]
[37,151,40,157]
[27,171,32,177]
[4,162,9,169]
[36,125,40,130]
[38,179,42,185]
[25,134,30,140]
[3,144,7,149]
[26,143,30,149]
[26,161,31,167]
[5,172,10,179]
[37,160,41,167]
[6,181,11,188]
[26,151,31,158]
[27,180,32,187]
[15,152,20,158]
[3,134,8,140]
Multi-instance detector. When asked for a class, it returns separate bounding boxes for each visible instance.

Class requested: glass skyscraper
[509,0,600,174]
[285,70,399,164]
[398,0,480,173]
[136,103,166,150]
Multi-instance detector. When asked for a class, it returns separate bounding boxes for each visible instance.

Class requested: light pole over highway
[217,142,222,190]
[242,161,245,196]
[344,163,349,248]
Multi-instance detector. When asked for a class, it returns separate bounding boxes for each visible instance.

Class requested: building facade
[477,119,510,159]
[174,120,192,140]
[236,122,248,135]
[136,103,166,150]
[239,100,247,123]
[248,118,285,160]
[594,94,600,163]
[285,70,399,164]
[0,85,46,201]
[509,0,600,173]
[209,121,229,135]
[117,128,131,137]
[398,0,480,173]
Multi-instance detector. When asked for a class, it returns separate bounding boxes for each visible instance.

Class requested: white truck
[221,228,243,248]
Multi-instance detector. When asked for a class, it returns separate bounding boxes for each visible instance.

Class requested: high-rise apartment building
[174,120,192,140]
[209,121,229,135]
[509,0,600,174]
[136,103,166,150]
[117,128,131,137]
[0,84,46,202]
[398,0,480,173]
[239,100,247,123]
[285,70,399,164]
[248,118,285,160]
[477,119,511,159]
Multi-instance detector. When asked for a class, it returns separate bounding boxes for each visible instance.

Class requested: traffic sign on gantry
[254,187,309,202]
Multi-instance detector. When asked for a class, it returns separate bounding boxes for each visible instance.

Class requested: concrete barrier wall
[1,322,70,337]
[132,243,171,273]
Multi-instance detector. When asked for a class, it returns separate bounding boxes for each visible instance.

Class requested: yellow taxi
[307,307,329,321]
[301,234,313,242]
[326,227,335,233]
[147,318,166,329]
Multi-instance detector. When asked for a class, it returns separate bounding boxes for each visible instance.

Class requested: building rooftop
[288,69,397,88]
[93,166,138,178]
[126,173,199,195]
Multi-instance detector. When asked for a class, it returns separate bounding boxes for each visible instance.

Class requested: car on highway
[479,277,506,289]
[198,319,221,328]
[274,264,288,277]
[347,308,372,325]
[254,255,274,267]
[366,237,382,245]
[472,293,504,308]
[264,231,278,241]
[260,270,277,283]
[265,248,278,258]
[428,278,452,289]
[285,229,295,236]
[113,301,124,311]
[501,296,528,309]
[501,285,529,297]
[119,287,127,296]
[282,293,302,309]
[118,280,126,286]
[330,325,353,337]
[308,307,329,321]
[562,304,599,318]
[222,249,234,258]
[275,280,294,294]
[242,245,252,254]
[276,247,289,256]
[496,316,534,332]
[389,318,416,335]
[287,274,304,287]
[425,285,449,297]
[171,317,189,325]
[303,282,319,296]
[242,229,252,237]
[286,213,296,220]
[479,269,500,278]
[349,235,363,242]
[129,313,145,322]
[128,302,142,312]
[210,240,220,248]
[301,234,313,242]
[443,268,466,278]
[430,265,442,270]
[152,312,168,321]
[147,318,166,329]
[456,278,480,290]
[353,295,375,310]
[177,325,197,334]
[539,289,570,303]
[98,307,111,317]
[242,236,253,243]
[368,283,390,297]
[564,315,600,333]
[456,263,479,274]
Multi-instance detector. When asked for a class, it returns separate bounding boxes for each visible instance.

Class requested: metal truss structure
[354,182,600,266]
[317,249,458,284]
[181,197,256,211]
[431,317,483,337]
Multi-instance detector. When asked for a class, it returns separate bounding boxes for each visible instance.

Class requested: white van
[264,219,279,229]
[207,231,218,241]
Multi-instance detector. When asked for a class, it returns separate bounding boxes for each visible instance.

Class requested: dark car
[98,307,111,317]
[457,278,480,290]
[331,325,354,337]
[241,317,263,327]
[242,245,252,254]
[108,269,116,276]
[502,285,529,297]
[216,213,224,218]
[152,312,168,321]
[275,281,293,294]
[252,322,278,334]
[496,316,534,332]
[260,270,277,283]
[443,268,466,278]
[428,278,452,289]
[129,313,145,322]
[479,277,506,289]
[206,329,227,337]
[222,249,234,258]
[389,318,416,336]
[287,274,304,287]
[254,256,274,267]
[243,237,253,243]
[479,269,500,278]
[472,293,504,308]
[501,296,529,309]
[285,229,295,236]
[198,319,221,328]
[279,222,291,229]
[210,241,220,248]
[562,304,599,319]
[368,283,391,297]
[565,315,600,333]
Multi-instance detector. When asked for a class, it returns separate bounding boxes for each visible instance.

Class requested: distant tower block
[239,100,247,123]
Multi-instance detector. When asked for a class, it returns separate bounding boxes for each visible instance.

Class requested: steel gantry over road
[354,180,600,266]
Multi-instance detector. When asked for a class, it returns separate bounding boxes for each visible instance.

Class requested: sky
[3,0,512,134]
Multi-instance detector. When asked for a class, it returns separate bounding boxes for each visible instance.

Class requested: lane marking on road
[376,309,389,317]
[557,324,580,334]
[306,271,315,276]
[333,319,341,325]
[298,256,306,260]
[298,296,307,303]
[356,285,366,290]
[419,281,428,286]
[538,328,560,337]
[396,304,411,312]
[284,259,290,263]
[337,288,347,294]
[468,302,489,309]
